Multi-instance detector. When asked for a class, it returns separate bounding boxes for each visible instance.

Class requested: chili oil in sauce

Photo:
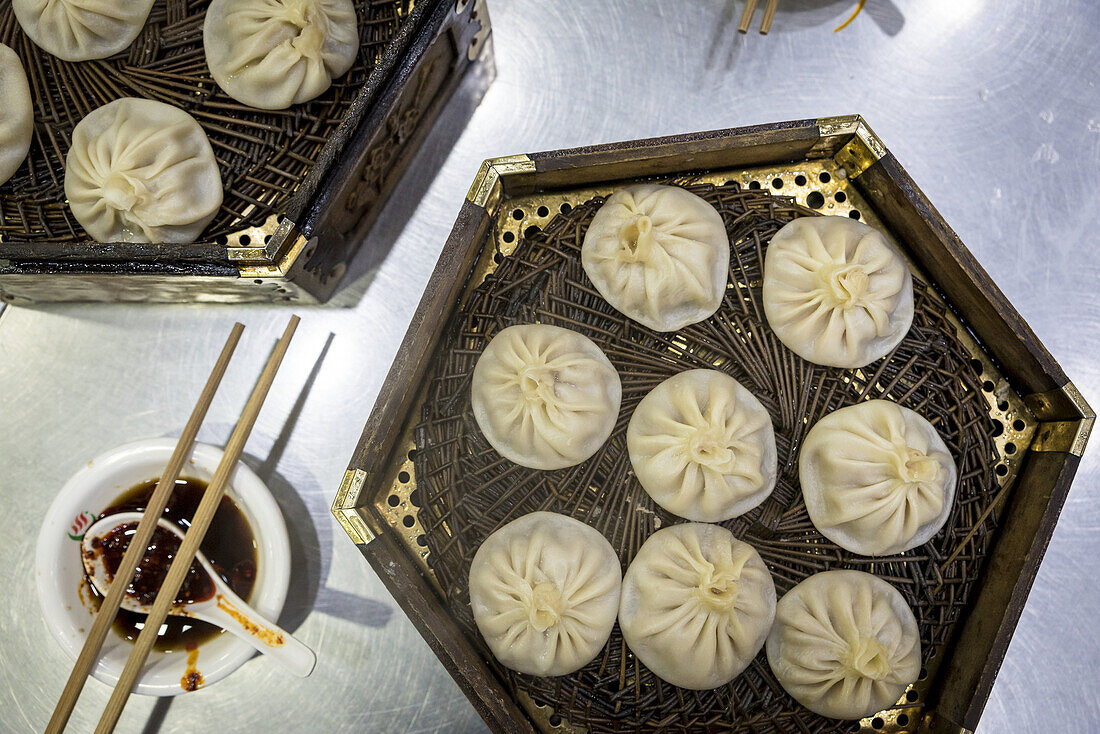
[84,477,258,652]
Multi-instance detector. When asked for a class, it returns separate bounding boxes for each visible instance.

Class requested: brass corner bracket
[1026,382,1094,457]
[466,154,536,210]
[818,115,887,179]
[332,469,378,545]
[816,114,863,138]
[226,216,311,280]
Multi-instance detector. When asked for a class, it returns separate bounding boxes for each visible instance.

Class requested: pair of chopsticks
[46,316,300,734]
[738,0,780,34]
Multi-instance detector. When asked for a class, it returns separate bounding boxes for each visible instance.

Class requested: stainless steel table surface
[2,1,1097,732]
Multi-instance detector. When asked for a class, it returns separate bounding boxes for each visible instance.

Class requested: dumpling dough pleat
[204,0,360,110]
[627,369,777,522]
[581,184,730,332]
[766,570,920,720]
[469,512,622,676]
[619,523,776,689]
[13,0,155,62]
[65,98,223,244]
[763,216,913,368]
[0,44,33,186]
[471,324,622,470]
[799,400,957,556]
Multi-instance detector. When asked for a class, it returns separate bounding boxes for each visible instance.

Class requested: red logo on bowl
[68,511,95,541]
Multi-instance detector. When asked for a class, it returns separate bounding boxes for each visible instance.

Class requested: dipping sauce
[84,477,257,652]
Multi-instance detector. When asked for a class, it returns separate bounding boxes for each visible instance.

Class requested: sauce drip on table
[84,477,258,653]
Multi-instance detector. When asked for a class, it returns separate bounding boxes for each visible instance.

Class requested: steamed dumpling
[204,0,359,110]
[581,184,730,332]
[468,512,621,676]
[65,98,223,244]
[763,216,913,368]
[627,370,777,522]
[471,324,621,470]
[619,523,776,689]
[799,400,957,556]
[766,570,920,720]
[12,0,155,62]
[0,44,33,186]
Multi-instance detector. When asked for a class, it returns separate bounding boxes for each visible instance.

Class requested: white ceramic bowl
[36,438,290,696]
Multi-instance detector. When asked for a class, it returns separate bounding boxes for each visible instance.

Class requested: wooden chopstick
[760,0,780,34]
[95,316,300,734]
[738,0,760,33]
[46,322,245,734]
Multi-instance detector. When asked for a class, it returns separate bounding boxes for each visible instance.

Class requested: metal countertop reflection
[2,1,1098,732]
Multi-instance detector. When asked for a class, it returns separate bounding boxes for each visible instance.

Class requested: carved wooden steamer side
[0,0,492,303]
[333,117,1093,734]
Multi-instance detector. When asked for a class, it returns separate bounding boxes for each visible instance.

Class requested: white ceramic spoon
[82,512,315,678]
